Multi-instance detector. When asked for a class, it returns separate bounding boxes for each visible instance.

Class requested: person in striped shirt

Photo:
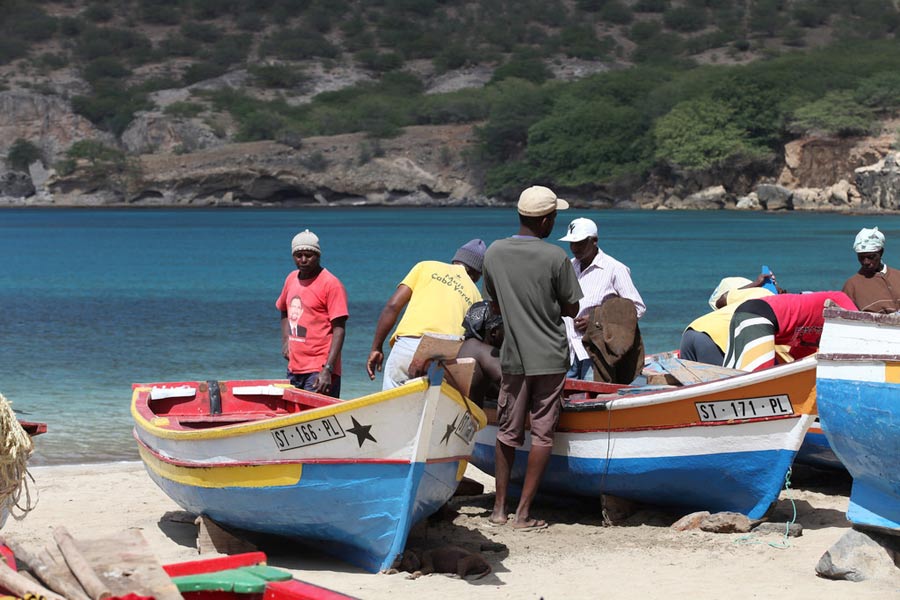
[558,218,646,380]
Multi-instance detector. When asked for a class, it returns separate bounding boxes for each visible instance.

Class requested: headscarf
[853,227,885,253]
[462,301,503,341]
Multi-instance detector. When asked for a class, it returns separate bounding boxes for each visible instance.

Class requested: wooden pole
[0,561,66,600]
[2,538,92,600]
[53,527,112,600]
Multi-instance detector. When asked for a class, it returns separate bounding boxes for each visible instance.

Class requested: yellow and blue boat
[132,365,486,573]
[817,307,900,534]
[471,357,818,519]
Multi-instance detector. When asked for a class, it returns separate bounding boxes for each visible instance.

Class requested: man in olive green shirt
[482,185,583,530]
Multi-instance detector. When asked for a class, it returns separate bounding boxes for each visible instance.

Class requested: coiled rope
[0,393,37,522]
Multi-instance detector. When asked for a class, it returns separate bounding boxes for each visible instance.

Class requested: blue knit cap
[452,239,487,273]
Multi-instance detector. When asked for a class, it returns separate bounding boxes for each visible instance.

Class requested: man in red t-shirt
[276,229,349,397]
[723,291,856,372]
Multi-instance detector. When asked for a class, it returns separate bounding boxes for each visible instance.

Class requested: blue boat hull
[144,459,464,572]
[818,378,900,533]
[472,441,795,519]
[796,428,845,471]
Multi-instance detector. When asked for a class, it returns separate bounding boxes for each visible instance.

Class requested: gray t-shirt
[483,237,583,375]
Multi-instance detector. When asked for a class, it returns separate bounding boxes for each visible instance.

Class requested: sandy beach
[2,462,897,600]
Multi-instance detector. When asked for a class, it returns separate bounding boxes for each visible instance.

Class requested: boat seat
[174,412,283,426]
[282,388,343,411]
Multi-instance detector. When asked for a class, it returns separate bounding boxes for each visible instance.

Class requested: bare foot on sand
[512,518,548,532]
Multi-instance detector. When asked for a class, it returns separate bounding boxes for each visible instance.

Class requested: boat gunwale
[561,355,817,413]
[132,377,487,441]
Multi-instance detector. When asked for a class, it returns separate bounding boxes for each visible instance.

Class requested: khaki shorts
[496,372,565,448]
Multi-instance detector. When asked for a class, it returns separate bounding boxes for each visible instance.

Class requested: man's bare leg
[490,439,516,524]
[512,443,552,528]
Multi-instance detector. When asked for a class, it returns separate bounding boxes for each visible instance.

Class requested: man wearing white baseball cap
[481,185,582,531]
[558,217,646,380]
[842,226,900,313]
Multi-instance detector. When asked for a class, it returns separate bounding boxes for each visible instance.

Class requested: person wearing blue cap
[367,239,486,389]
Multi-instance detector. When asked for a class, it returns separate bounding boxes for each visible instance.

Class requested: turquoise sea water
[2,207,896,465]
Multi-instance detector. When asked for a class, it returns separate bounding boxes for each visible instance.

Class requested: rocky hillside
[3,1,900,211]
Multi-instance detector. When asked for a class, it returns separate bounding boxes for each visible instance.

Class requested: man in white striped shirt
[559,218,647,379]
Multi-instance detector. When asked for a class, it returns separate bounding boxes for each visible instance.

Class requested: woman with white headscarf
[842,226,900,313]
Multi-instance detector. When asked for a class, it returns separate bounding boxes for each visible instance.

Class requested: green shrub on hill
[663,6,707,33]
[600,1,634,25]
[6,139,43,171]
[249,64,308,89]
[525,96,651,185]
[787,91,877,137]
[634,0,668,12]
[476,78,554,164]
[414,89,490,125]
[9,5,57,43]
[355,50,405,73]
[182,62,228,85]
[139,0,182,26]
[856,72,900,112]
[164,101,206,118]
[260,26,340,60]
[0,38,27,65]
[72,84,152,135]
[83,3,114,24]
[75,26,153,64]
[653,98,763,169]
[83,58,131,84]
[491,55,553,85]
[556,25,610,60]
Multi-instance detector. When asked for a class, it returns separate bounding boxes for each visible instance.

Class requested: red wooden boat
[163,552,357,600]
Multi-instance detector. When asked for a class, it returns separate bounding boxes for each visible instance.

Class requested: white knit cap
[853,227,884,253]
[291,229,320,254]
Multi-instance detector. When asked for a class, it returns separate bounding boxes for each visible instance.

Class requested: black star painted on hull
[347,416,376,447]
[441,415,459,445]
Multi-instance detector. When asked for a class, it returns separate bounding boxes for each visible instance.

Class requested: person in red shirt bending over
[276,229,349,397]
[723,291,856,372]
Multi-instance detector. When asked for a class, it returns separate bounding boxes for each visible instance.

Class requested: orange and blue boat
[471,357,818,519]
[132,365,486,573]
[817,307,900,534]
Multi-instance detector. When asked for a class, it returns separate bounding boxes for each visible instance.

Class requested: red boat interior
[136,381,342,430]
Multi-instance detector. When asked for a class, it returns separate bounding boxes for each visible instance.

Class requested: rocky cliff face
[44,124,490,207]
[0,91,112,162]
[2,88,900,212]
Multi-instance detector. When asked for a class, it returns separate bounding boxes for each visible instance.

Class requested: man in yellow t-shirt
[366,239,485,389]
[680,275,776,365]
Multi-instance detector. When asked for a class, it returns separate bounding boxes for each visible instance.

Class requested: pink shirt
[276,268,349,375]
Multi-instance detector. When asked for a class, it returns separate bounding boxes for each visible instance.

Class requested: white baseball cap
[559,217,598,242]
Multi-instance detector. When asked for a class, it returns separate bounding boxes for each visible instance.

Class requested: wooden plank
[443,357,476,398]
[1,538,91,600]
[73,529,183,600]
[654,357,743,386]
[0,561,66,600]
[196,515,258,555]
[53,527,111,600]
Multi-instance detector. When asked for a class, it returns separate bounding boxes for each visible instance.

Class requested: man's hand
[573,313,591,333]
[313,369,332,394]
[366,350,384,380]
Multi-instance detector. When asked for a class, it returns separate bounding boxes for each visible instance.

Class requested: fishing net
[0,392,37,523]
